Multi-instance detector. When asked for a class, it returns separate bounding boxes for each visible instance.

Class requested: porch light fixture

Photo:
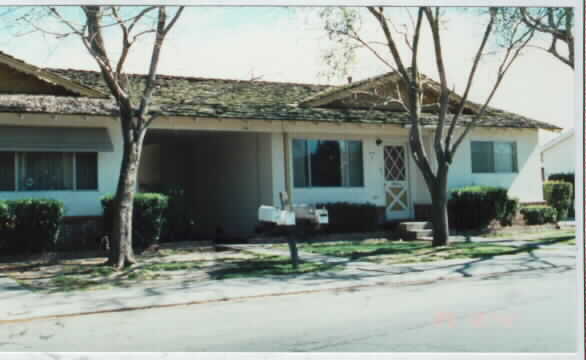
[376,138,382,146]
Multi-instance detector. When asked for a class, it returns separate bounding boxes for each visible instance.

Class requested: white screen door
[384,144,410,219]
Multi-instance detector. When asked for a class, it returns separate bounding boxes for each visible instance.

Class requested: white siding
[542,132,575,179]
[274,130,432,219]
[447,127,543,202]
[0,114,122,217]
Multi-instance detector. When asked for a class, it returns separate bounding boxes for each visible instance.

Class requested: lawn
[4,247,341,293]
[295,230,576,265]
[210,255,342,279]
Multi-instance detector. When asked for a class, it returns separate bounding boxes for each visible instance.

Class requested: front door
[384,144,410,219]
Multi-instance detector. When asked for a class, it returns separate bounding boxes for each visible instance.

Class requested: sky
[0,6,575,141]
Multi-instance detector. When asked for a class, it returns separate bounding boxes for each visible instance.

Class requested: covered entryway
[139,129,274,240]
[383,143,411,220]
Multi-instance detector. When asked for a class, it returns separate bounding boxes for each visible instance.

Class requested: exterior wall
[138,144,161,187]
[542,132,575,179]
[446,127,543,202]
[271,126,432,220]
[0,113,122,217]
[0,112,545,236]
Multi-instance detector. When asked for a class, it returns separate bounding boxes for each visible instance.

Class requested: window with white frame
[471,141,518,173]
[0,152,98,191]
[293,139,364,187]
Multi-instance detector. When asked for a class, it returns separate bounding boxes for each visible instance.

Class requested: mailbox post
[257,193,329,270]
[280,192,299,269]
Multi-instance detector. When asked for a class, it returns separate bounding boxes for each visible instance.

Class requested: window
[0,152,98,191]
[0,152,15,191]
[471,141,517,173]
[293,139,364,187]
[76,153,98,190]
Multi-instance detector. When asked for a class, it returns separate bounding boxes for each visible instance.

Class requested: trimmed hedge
[500,198,520,226]
[159,185,197,242]
[316,202,379,233]
[448,186,514,230]
[101,193,169,249]
[547,173,574,218]
[543,174,575,221]
[520,205,557,225]
[543,180,572,221]
[0,199,64,254]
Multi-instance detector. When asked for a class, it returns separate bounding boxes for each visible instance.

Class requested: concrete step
[398,221,432,232]
[401,229,433,241]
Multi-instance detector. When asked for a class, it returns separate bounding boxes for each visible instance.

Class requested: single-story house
[0,51,560,242]
[541,128,575,180]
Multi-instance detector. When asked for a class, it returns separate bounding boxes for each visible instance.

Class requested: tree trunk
[109,130,146,269]
[430,170,450,247]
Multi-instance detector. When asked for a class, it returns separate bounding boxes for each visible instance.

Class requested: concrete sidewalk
[0,241,576,323]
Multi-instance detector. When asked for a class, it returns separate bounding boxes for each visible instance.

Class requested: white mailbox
[258,205,296,226]
[258,205,279,223]
[277,210,296,226]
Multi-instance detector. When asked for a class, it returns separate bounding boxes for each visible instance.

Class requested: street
[0,265,576,352]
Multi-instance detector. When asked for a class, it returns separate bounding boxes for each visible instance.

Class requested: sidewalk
[0,242,576,323]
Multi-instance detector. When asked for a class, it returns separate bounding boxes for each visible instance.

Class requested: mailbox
[258,203,328,229]
[258,205,296,226]
[258,205,279,223]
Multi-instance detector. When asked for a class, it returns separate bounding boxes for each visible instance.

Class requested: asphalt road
[0,266,577,353]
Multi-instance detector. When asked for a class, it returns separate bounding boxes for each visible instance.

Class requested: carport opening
[139,129,273,243]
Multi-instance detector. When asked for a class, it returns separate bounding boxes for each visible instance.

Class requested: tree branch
[445,7,496,156]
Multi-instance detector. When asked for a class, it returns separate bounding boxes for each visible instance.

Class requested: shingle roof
[0,66,560,131]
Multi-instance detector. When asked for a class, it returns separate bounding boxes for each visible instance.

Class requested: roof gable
[0,51,107,98]
[298,71,480,115]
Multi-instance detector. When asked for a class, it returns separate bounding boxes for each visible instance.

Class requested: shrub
[316,202,379,233]
[101,193,169,249]
[520,205,557,225]
[448,186,509,230]
[0,201,13,251]
[543,181,572,221]
[0,199,64,254]
[548,173,575,218]
[500,198,520,226]
[158,185,197,242]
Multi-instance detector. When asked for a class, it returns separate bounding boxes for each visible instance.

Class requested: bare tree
[321,7,533,246]
[32,6,184,268]
[494,7,574,68]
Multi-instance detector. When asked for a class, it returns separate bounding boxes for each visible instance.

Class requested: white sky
[0,6,575,141]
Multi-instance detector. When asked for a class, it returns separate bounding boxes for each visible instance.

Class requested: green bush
[101,193,169,249]
[547,173,574,218]
[158,185,197,242]
[520,205,557,225]
[500,198,520,226]
[543,181,572,221]
[316,202,379,233]
[0,199,64,254]
[448,186,510,230]
[543,180,574,221]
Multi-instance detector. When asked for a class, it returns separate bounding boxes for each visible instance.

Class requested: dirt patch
[0,241,257,293]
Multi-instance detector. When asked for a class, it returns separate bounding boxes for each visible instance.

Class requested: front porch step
[398,221,433,241]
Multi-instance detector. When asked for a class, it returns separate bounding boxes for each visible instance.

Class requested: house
[0,51,561,242]
[541,128,575,180]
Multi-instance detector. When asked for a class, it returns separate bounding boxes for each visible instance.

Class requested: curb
[0,264,572,325]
